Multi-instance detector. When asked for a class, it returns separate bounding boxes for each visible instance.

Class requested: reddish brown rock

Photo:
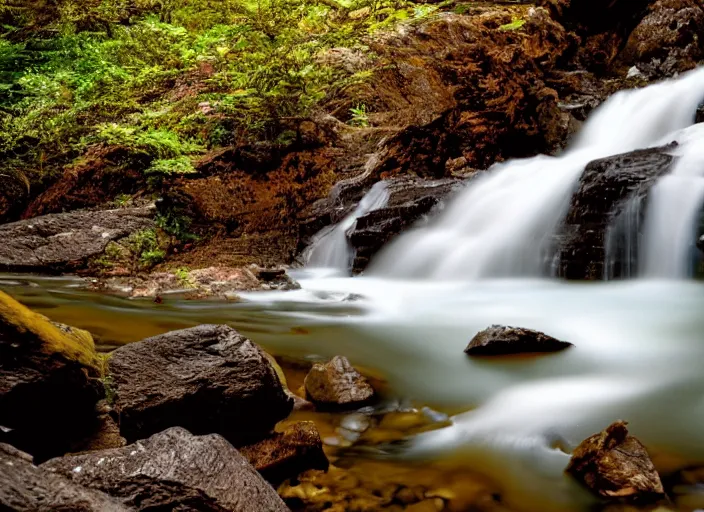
[566,421,668,505]
[465,325,573,356]
[304,356,375,409]
[240,421,329,485]
[108,325,293,444]
[41,427,289,512]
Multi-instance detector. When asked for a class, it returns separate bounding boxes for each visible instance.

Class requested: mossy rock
[0,290,104,462]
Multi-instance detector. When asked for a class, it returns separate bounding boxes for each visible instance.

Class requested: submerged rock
[304,356,375,409]
[41,427,289,512]
[0,443,129,512]
[0,206,155,272]
[465,325,573,356]
[108,324,293,444]
[240,421,329,485]
[556,145,676,280]
[566,421,667,505]
[0,290,104,461]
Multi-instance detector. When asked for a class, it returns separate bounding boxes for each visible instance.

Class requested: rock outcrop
[108,324,293,444]
[556,145,676,280]
[0,443,130,512]
[0,290,104,461]
[0,207,155,272]
[566,421,668,505]
[240,421,329,485]
[349,177,464,273]
[465,325,573,356]
[41,427,289,512]
[304,356,375,409]
[618,0,704,79]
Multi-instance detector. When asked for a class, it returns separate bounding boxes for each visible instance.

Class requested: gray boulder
[0,206,154,271]
[0,443,130,512]
[42,427,289,511]
[108,325,293,444]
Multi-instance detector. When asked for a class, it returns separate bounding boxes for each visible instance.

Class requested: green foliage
[174,267,195,288]
[1,0,437,196]
[126,228,166,267]
[499,18,526,31]
[349,104,369,127]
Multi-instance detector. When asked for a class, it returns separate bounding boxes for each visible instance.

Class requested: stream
[4,271,704,511]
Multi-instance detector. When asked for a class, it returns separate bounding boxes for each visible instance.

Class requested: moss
[0,290,99,370]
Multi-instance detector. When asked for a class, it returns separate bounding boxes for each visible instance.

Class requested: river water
[4,271,704,511]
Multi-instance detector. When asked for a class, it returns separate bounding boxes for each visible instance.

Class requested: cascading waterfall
[303,181,389,270]
[369,67,704,280]
[640,123,704,278]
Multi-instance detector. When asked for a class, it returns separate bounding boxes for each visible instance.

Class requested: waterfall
[640,124,704,278]
[369,67,704,280]
[304,181,390,270]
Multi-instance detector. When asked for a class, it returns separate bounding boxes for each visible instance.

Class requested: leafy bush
[1,0,438,198]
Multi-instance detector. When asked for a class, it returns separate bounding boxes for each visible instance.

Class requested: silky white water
[369,67,704,279]
[303,181,389,271]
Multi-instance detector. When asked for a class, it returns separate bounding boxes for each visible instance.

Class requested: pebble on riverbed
[465,325,574,356]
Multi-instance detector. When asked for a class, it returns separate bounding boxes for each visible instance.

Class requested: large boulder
[618,0,704,79]
[108,324,293,444]
[41,427,289,512]
[465,325,573,356]
[240,421,329,485]
[0,290,104,461]
[566,421,668,505]
[0,206,155,272]
[304,356,375,410]
[555,145,676,280]
[0,443,129,512]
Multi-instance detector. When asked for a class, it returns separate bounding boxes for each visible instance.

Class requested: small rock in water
[566,421,668,505]
[239,421,329,485]
[304,356,375,409]
[465,325,574,356]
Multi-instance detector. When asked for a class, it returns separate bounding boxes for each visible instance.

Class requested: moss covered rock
[0,290,104,461]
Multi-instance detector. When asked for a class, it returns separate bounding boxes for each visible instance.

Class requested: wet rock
[618,0,704,79]
[0,443,130,512]
[566,421,667,505]
[465,325,573,356]
[41,427,289,512]
[0,206,155,272]
[349,177,465,273]
[304,356,375,409]
[556,145,676,280]
[108,324,293,444]
[239,421,329,485]
[0,290,103,461]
